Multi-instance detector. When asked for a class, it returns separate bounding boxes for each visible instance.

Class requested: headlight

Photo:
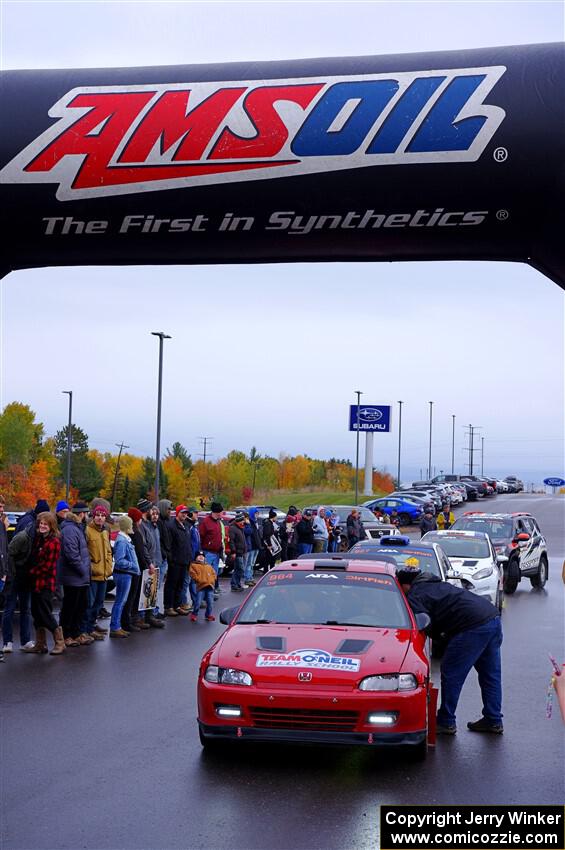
[473,566,494,580]
[204,665,253,686]
[358,673,418,691]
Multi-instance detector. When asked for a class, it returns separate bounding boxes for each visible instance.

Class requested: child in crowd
[189,552,216,622]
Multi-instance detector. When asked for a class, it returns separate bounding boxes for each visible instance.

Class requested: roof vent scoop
[313,559,348,570]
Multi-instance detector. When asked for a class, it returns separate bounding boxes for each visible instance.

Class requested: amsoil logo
[0,67,506,200]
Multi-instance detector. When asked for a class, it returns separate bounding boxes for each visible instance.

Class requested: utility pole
[151,331,171,501]
[451,414,456,475]
[62,391,73,501]
[111,442,129,508]
[468,424,473,475]
[199,437,213,497]
[354,390,362,505]
[397,400,403,488]
[481,436,485,476]
[427,401,434,480]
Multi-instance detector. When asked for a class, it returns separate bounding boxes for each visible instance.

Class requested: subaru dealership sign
[349,405,391,432]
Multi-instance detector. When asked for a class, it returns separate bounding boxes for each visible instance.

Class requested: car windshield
[426,535,490,558]
[236,571,411,628]
[349,544,442,577]
[452,518,514,540]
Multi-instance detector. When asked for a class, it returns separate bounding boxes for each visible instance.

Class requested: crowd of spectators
[0,496,371,660]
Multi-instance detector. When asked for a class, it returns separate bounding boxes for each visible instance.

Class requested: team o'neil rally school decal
[257,648,361,672]
[0,66,506,200]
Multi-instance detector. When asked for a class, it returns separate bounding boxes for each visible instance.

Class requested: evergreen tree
[165,441,193,473]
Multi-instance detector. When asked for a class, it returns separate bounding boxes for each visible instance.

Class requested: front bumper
[198,682,428,746]
[198,721,426,747]
[459,576,498,605]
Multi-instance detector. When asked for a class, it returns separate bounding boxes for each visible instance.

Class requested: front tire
[503,558,520,595]
[530,555,548,589]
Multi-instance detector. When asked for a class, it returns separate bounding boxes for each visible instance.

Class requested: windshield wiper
[238,618,274,624]
[323,620,372,627]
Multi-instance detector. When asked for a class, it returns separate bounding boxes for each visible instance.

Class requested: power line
[111,442,129,508]
[198,436,213,463]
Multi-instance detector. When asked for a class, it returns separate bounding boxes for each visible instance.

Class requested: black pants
[264,550,276,571]
[60,585,89,639]
[31,588,58,633]
[121,573,141,629]
[164,561,184,609]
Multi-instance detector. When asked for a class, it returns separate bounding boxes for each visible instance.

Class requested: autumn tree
[0,402,45,468]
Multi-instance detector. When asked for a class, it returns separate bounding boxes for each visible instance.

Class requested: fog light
[367,712,398,725]
[216,706,242,718]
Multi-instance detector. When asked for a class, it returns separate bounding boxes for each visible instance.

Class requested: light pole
[428,401,433,480]
[481,436,485,476]
[354,390,362,505]
[62,390,73,501]
[151,331,171,501]
[451,414,456,474]
[397,401,403,487]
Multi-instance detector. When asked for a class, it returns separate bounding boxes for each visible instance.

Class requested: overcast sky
[1,1,564,485]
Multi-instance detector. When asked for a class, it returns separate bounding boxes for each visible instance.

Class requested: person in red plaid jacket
[23,512,66,655]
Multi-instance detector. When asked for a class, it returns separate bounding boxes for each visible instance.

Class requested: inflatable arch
[1,42,564,287]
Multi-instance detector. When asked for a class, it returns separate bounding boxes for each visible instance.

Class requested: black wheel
[530,555,548,589]
[503,558,520,594]
[399,513,412,526]
[495,587,504,614]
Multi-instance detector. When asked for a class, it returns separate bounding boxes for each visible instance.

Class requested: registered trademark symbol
[496,209,509,221]
[493,147,508,162]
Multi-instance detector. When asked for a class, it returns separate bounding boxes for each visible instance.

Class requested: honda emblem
[298,671,313,682]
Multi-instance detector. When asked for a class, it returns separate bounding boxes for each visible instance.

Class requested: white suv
[421,529,504,612]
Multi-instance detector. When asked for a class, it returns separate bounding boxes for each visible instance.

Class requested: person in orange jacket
[189,552,217,622]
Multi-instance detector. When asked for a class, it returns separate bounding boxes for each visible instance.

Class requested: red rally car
[197,557,434,758]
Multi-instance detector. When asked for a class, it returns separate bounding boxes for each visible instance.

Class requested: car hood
[447,556,493,574]
[214,624,412,688]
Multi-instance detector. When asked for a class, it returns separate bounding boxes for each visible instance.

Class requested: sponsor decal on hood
[256,647,361,671]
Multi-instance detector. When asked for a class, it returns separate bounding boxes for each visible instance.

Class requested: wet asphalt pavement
[1,494,564,850]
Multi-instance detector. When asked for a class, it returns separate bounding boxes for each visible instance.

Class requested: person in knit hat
[14,499,51,537]
[81,505,113,641]
[59,502,92,647]
[55,501,70,528]
[120,508,151,632]
[198,502,224,599]
[155,500,173,619]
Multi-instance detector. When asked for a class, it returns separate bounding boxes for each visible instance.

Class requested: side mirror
[414,612,431,632]
[496,554,508,564]
[446,569,459,579]
[219,606,239,625]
